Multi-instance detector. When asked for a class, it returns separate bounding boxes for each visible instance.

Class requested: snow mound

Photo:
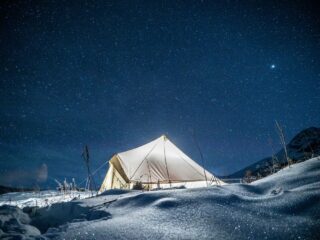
[152,197,179,209]
[0,205,42,239]
[30,201,111,234]
[1,157,320,239]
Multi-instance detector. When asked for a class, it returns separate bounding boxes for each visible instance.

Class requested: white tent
[99,135,224,192]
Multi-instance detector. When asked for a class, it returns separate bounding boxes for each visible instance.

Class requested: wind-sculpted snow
[0,205,43,239]
[1,157,319,239]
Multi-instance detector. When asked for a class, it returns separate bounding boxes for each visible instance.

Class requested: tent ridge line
[129,139,161,180]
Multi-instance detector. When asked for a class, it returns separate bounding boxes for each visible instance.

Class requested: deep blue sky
[0,1,319,188]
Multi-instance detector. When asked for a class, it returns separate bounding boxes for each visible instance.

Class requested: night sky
[0,1,319,188]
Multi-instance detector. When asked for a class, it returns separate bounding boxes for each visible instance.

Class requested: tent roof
[114,135,217,183]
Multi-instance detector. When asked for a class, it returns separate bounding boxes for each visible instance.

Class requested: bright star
[270,64,276,69]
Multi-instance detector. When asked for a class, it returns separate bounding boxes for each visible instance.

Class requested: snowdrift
[1,157,319,239]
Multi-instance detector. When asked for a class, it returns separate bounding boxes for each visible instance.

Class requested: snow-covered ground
[0,190,95,209]
[1,157,320,239]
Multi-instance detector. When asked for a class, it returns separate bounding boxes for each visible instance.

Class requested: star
[270,64,276,69]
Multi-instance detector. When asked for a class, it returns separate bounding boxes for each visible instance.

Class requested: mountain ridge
[228,127,320,179]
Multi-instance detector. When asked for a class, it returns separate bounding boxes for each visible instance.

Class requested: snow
[0,190,95,208]
[0,205,42,239]
[1,157,320,239]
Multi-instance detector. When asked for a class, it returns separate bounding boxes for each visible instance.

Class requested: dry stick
[82,145,97,192]
[78,160,108,188]
[192,129,209,187]
[275,120,291,167]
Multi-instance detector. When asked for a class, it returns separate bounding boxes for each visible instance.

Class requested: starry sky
[0,1,319,188]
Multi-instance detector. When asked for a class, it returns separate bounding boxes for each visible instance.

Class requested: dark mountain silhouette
[229,127,320,178]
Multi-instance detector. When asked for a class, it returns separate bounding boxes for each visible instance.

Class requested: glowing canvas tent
[99,135,224,192]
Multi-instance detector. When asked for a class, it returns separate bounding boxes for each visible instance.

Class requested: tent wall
[99,163,114,191]
[99,162,129,192]
[110,165,129,189]
[110,155,130,183]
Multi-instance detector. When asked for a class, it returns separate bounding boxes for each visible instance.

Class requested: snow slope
[1,157,320,239]
[229,127,320,178]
